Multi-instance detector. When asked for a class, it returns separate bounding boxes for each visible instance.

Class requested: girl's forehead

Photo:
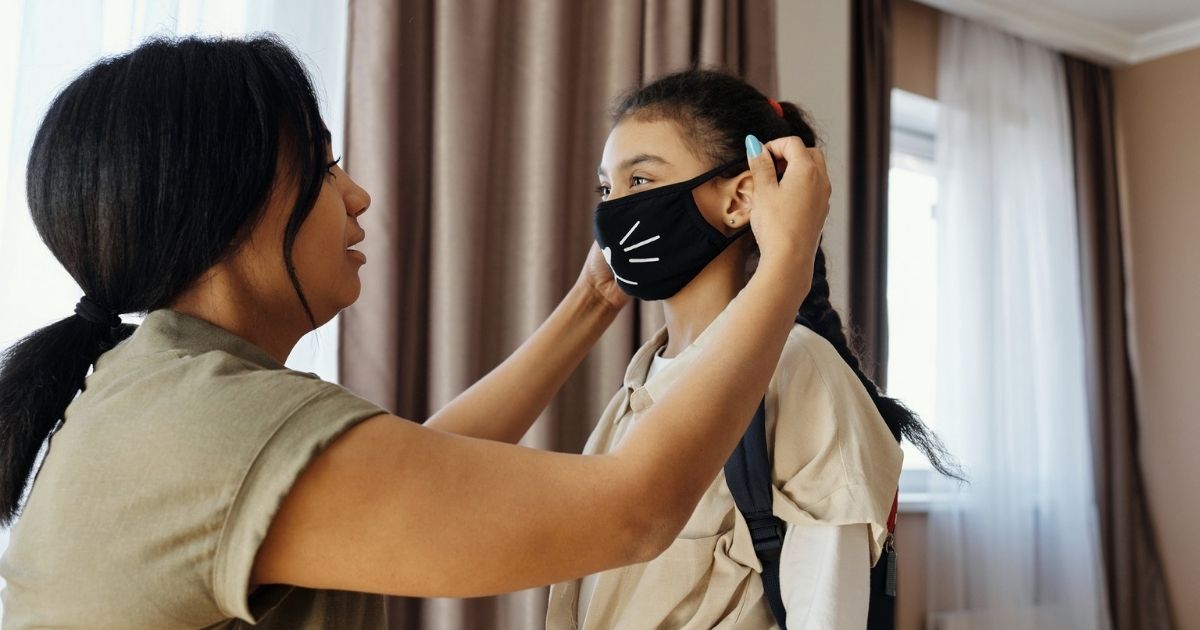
[599,118,704,176]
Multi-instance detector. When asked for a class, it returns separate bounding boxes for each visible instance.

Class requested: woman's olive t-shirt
[0,310,388,629]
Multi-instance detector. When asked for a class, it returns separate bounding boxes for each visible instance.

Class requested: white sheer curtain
[926,16,1111,630]
[0,0,346,378]
[0,0,348,614]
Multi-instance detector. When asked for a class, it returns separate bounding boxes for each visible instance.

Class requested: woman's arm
[251,138,831,598]
[778,524,871,630]
[422,245,624,443]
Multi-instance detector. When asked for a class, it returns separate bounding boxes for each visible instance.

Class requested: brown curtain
[848,0,893,388]
[1063,55,1177,630]
[339,1,777,628]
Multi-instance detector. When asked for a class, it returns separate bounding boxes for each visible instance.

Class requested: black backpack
[722,316,898,630]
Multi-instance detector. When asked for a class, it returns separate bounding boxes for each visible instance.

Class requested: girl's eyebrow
[597,153,669,178]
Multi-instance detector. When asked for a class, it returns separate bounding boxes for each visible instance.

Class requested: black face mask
[593,160,749,301]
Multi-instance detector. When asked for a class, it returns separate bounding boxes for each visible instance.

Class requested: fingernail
[745,134,763,158]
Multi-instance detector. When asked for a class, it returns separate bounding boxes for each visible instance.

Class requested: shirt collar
[622,326,669,391]
[118,309,286,371]
[622,294,743,403]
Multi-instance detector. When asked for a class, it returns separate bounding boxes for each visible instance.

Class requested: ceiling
[915,0,1200,65]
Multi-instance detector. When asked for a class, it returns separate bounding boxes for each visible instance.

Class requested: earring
[729,218,737,225]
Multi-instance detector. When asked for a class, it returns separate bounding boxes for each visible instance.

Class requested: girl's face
[235,138,371,328]
[597,117,753,234]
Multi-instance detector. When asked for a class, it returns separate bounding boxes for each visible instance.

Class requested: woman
[0,39,830,628]
[547,70,959,630]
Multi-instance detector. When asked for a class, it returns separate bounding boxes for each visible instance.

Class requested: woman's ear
[723,170,755,232]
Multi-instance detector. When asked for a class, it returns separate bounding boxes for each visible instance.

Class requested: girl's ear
[723,170,755,231]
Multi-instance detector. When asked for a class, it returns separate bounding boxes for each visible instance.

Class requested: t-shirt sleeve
[778,523,870,628]
[209,372,386,622]
[765,327,903,566]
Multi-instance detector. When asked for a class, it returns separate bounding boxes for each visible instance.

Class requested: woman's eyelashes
[595,175,652,199]
[325,156,342,177]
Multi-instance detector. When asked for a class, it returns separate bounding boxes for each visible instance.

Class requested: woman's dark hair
[0,35,331,524]
[614,69,963,480]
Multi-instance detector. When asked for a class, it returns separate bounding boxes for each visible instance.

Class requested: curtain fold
[340,1,776,627]
[926,16,1111,630]
[848,0,892,387]
[1063,55,1176,630]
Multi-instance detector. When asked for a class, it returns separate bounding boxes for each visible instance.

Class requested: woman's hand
[746,135,831,267]
[576,242,630,312]
[422,241,625,443]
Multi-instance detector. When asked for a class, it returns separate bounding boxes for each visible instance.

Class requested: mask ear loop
[682,159,756,246]
[693,159,748,187]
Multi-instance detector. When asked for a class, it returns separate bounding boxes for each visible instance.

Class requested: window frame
[889,89,943,510]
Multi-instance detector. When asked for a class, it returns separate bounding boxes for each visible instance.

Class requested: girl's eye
[630,176,650,188]
[595,184,612,199]
[325,156,342,176]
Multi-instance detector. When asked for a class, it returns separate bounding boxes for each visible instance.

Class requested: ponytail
[0,312,135,524]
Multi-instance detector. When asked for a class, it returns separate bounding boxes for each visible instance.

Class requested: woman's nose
[346,182,371,217]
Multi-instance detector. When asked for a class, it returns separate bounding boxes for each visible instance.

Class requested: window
[887,89,940,503]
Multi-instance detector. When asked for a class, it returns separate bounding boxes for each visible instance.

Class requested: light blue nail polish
[745,134,763,158]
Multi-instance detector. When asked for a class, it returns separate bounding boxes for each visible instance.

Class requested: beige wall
[776,0,852,314]
[1115,46,1200,630]
[895,512,928,630]
[894,0,939,100]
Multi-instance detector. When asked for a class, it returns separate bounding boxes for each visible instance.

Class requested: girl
[0,39,831,628]
[547,70,958,630]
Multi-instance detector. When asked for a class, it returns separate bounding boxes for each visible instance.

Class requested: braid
[798,251,878,426]
[800,249,964,481]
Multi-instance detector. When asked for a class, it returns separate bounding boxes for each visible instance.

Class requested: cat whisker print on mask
[623,235,661,251]
[618,220,662,255]
[602,219,664,286]
[619,220,641,245]
[600,246,639,286]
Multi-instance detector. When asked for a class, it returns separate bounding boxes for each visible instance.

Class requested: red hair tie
[767,98,784,118]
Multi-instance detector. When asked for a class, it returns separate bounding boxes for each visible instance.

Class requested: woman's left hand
[577,242,630,312]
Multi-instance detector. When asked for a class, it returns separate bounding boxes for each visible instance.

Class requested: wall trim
[1132,16,1200,64]
[914,0,1200,66]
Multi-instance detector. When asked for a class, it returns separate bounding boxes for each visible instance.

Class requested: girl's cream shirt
[546,299,903,630]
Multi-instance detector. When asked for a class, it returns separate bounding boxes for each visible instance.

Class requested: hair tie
[767,98,784,118]
[74,296,121,328]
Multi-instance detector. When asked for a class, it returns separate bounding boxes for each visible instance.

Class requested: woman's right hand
[745,135,831,269]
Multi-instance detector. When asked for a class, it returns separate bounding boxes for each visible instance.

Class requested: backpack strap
[724,313,900,630]
[723,399,788,628]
